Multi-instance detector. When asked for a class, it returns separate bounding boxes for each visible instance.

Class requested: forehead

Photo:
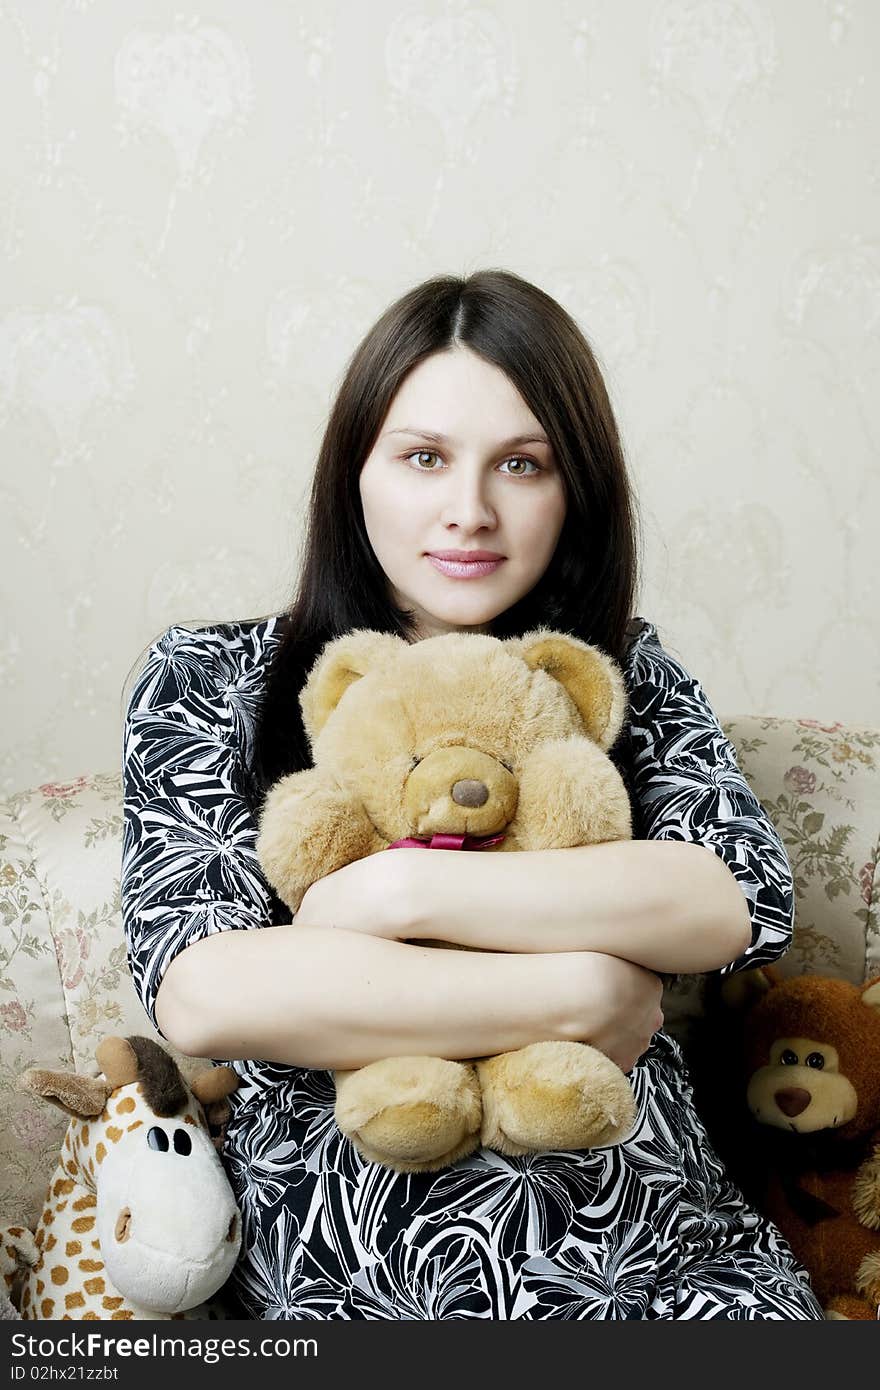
[382,348,545,443]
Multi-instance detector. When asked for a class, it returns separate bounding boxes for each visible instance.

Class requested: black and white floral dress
[121,616,824,1320]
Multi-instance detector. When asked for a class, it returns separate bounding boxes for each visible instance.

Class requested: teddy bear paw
[334,1056,483,1174]
[477,1042,638,1156]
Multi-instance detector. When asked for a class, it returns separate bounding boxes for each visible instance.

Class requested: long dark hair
[254,268,642,794]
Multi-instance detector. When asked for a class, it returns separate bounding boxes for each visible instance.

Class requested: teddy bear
[2,1035,242,1319]
[256,625,641,1175]
[714,966,880,1320]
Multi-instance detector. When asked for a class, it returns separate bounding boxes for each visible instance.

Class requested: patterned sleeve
[619,619,794,978]
[121,622,276,1040]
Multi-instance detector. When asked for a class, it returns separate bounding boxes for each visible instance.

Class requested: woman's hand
[291,850,417,939]
[554,951,665,1074]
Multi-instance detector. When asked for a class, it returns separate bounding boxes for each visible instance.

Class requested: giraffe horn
[189,1065,239,1104]
[94,1036,140,1088]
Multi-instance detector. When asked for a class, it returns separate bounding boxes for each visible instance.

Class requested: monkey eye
[806,1052,825,1069]
[780,1049,799,1065]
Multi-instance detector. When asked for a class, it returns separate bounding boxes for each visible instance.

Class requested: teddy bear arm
[257,768,385,913]
[512,738,632,852]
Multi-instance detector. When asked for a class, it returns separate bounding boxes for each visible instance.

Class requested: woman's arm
[360,839,751,974]
[160,924,664,1073]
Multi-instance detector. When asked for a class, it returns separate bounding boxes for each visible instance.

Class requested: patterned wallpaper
[2,0,878,794]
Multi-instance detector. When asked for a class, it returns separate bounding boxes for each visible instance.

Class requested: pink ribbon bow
[386,831,506,851]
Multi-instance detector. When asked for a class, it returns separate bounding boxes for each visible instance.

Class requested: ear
[16,1067,112,1119]
[861,975,880,1014]
[299,630,407,744]
[507,629,627,750]
[719,964,780,1012]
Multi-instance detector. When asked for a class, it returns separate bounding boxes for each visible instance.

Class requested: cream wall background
[1,0,877,794]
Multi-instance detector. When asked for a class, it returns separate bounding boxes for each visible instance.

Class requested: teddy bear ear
[300,629,408,742]
[508,628,627,750]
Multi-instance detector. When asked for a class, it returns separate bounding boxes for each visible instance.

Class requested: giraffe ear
[16,1068,112,1118]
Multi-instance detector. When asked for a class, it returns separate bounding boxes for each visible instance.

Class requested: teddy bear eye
[806,1052,825,1069]
[780,1049,799,1065]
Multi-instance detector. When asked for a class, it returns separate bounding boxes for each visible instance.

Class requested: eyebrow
[384,427,551,449]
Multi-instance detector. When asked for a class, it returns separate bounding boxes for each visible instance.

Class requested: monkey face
[746,1036,858,1134]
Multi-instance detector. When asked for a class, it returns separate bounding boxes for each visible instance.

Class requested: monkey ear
[861,975,880,1014]
[299,630,406,746]
[719,964,779,1012]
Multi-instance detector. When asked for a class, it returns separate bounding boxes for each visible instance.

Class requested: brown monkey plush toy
[721,967,880,1320]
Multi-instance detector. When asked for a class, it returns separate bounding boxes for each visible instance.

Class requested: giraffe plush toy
[1,1034,242,1320]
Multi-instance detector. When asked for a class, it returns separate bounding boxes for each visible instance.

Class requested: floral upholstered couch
[1,717,878,1315]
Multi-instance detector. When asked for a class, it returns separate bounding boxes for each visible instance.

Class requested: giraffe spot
[82,1312,100,1319]
[102,1296,124,1310]
[66,1241,82,1257]
[91,1239,100,1249]
[95,1142,107,1164]
[84,1277,105,1296]
[35,1280,45,1295]
[73,1194,97,1211]
[99,1109,111,1125]
[56,1201,68,1212]
[116,1097,136,1114]
[50,1266,69,1286]
[4,1245,15,1260]
[44,1235,57,1251]
[42,1212,54,1227]
[184,1114,196,1125]
[127,1120,143,1132]
[35,1229,44,1248]
[65,1159,77,1175]
[52,1178,74,1198]
[40,1298,55,1317]
[111,1310,134,1320]
[88,1157,95,1175]
[65,1291,85,1310]
[80,1124,90,1144]
[78,1259,104,1273]
[7,1226,24,1237]
[71,1216,95,1234]
[106,1126,123,1144]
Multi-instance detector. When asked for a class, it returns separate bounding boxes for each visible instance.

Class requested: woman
[121,269,824,1319]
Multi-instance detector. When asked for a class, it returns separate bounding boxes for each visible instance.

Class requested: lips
[426,553,506,579]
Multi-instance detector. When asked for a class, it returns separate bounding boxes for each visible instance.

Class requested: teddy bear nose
[774,1087,812,1118]
[451,779,489,807]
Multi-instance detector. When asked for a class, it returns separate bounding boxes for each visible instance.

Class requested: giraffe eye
[500,760,513,773]
[147,1126,169,1150]
[409,756,421,770]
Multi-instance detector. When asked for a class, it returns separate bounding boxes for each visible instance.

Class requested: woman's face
[359,346,567,640]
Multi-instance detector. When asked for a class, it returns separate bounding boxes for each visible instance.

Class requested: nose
[147,1125,193,1155]
[451,779,488,807]
[774,1087,811,1118]
[440,472,497,531]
